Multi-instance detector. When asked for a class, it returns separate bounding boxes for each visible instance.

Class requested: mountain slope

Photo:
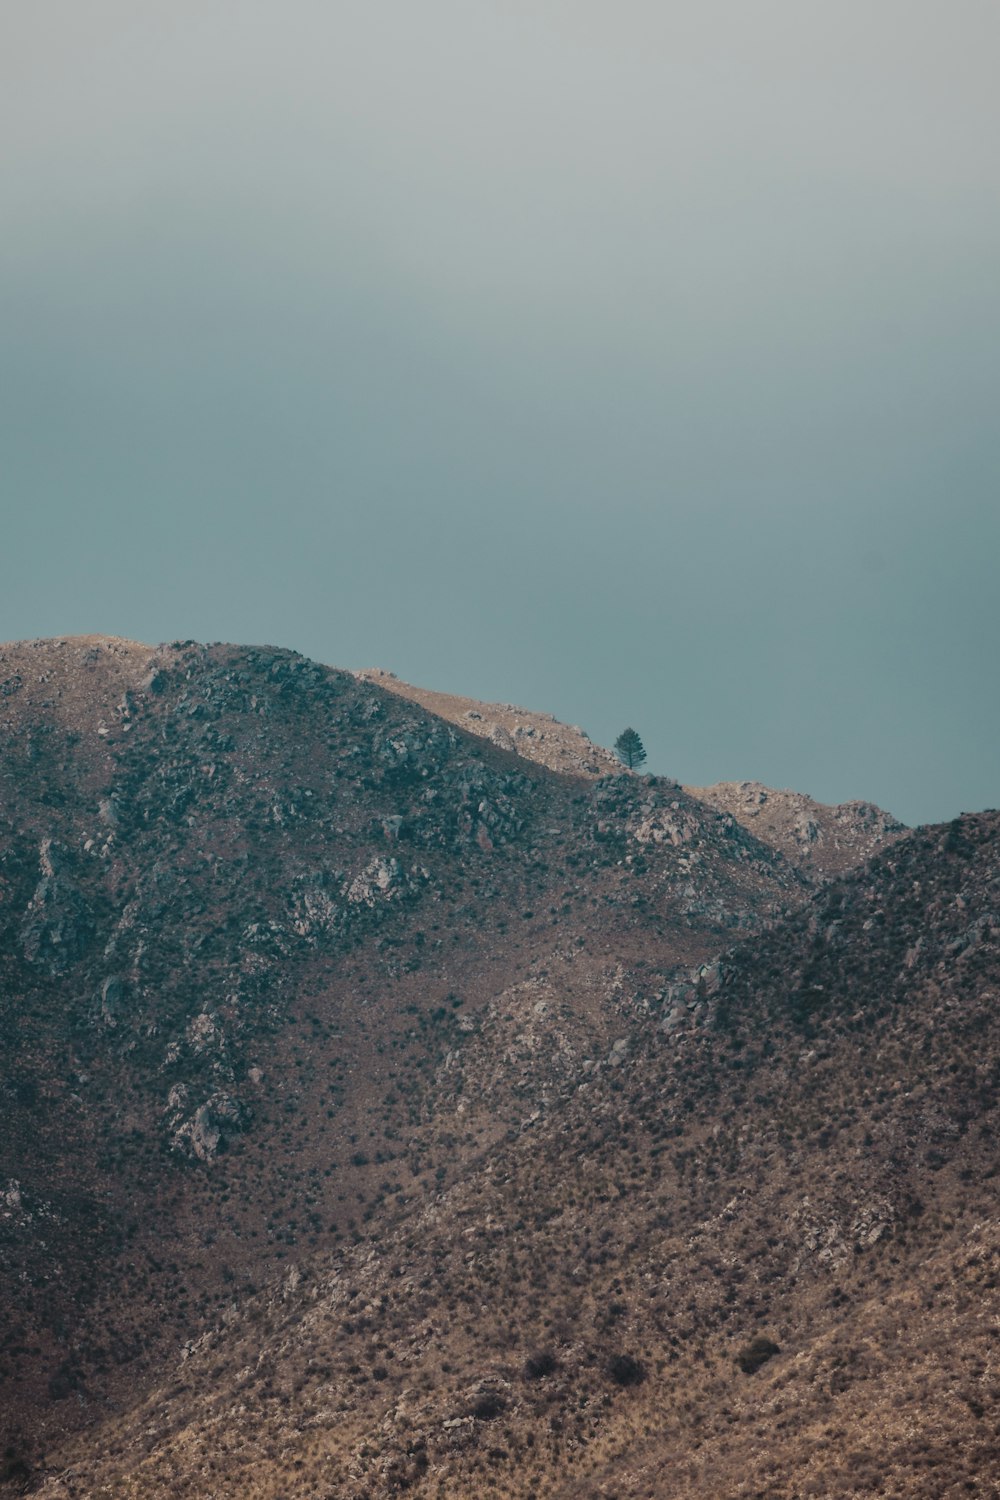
[0,636,806,1475]
[354,669,906,877]
[687,778,906,879]
[354,668,622,779]
[26,810,1000,1499]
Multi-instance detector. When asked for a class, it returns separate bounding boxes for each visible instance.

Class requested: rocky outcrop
[98,976,125,1025]
[19,840,95,974]
[345,856,405,906]
[171,1092,251,1161]
[686,780,905,878]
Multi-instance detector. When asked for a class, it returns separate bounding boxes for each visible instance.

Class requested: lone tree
[614,727,647,770]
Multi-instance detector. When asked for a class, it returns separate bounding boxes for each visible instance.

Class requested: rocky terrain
[687,780,906,880]
[353,670,623,780]
[1,638,995,1498]
[0,637,800,1480]
[356,670,906,878]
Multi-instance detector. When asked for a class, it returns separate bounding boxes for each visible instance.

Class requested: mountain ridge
[2,636,994,1499]
[355,666,907,877]
[0,635,803,1476]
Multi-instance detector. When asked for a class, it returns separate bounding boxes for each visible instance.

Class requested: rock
[632,810,696,847]
[165,1083,190,1116]
[99,977,125,1026]
[186,1012,219,1052]
[173,1093,250,1161]
[192,1108,223,1160]
[20,842,94,974]
[290,875,341,941]
[98,798,121,828]
[39,838,63,878]
[346,857,403,906]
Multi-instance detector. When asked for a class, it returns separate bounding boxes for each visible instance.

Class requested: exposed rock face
[19,840,95,974]
[345,855,405,906]
[98,976,125,1025]
[172,1093,250,1161]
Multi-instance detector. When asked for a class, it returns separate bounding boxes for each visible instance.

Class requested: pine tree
[614,728,647,770]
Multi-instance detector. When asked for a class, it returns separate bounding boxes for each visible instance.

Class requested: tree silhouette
[614,728,647,770]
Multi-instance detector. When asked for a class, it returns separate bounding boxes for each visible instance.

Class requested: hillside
[355,670,906,877]
[25,809,1000,1499]
[353,669,622,780]
[687,779,906,880]
[4,637,993,1499]
[0,636,803,1480]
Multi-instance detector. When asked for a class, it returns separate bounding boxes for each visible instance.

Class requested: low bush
[607,1353,646,1387]
[523,1350,558,1380]
[736,1336,780,1374]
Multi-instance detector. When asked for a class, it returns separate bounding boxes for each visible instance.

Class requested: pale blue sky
[3,2,998,824]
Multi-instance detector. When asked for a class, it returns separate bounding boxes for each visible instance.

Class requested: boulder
[173,1094,250,1162]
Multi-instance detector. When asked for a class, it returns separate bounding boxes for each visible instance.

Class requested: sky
[2,1,998,827]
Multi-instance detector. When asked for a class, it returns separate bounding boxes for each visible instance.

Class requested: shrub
[471,1392,506,1420]
[523,1350,558,1380]
[736,1336,780,1374]
[607,1353,646,1387]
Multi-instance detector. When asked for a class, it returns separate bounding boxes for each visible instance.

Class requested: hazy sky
[3,2,998,826]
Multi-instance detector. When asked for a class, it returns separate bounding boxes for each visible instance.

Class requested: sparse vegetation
[0,638,996,1500]
[523,1350,558,1381]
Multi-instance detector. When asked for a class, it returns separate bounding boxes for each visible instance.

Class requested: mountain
[0,636,802,1481]
[24,810,1000,1500]
[2,638,994,1499]
[356,670,907,877]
